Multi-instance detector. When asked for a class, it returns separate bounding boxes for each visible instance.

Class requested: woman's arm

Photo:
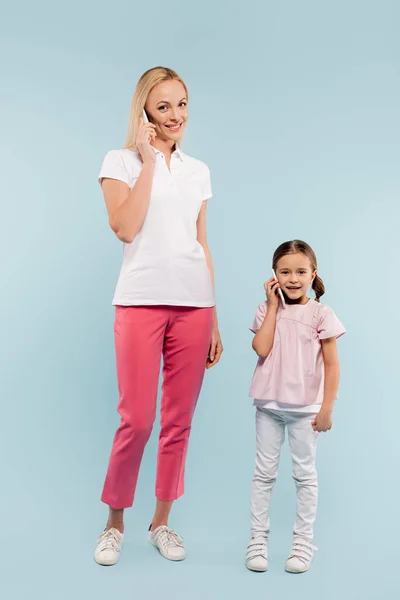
[102,162,154,243]
[196,201,223,368]
[102,118,156,243]
[312,337,340,432]
[196,201,216,288]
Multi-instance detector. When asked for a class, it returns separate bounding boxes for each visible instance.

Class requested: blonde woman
[94,67,222,566]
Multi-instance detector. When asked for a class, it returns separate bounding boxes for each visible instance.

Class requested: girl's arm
[252,305,278,358]
[252,278,280,358]
[312,337,340,432]
[196,201,223,368]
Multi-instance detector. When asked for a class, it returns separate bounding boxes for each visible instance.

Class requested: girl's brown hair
[272,240,325,302]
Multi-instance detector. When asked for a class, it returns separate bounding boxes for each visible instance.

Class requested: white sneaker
[285,538,317,573]
[246,537,268,572]
[94,528,124,566]
[148,525,186,561]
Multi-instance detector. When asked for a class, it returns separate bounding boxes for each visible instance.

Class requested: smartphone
[272,269,286,307]
[142,108,149,123]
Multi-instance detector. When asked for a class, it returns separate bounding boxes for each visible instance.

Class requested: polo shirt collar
[151,144,185,162]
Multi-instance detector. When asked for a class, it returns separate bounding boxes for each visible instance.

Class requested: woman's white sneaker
[246,537,268,572]
[148,526,186,561]
[94,528,123,566]
[285,538,317,573]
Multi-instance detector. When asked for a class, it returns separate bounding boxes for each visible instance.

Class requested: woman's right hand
[137,117,157,165]
[264,277,280,307]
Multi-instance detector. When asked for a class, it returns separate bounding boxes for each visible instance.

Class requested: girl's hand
[312,409,332,432]
[137,117,157,165]
[264,277,280,307]
[206,322,223,369]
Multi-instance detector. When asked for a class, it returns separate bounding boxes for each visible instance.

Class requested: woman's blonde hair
[124,66,188,150]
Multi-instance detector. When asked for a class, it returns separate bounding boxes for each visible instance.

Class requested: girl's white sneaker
[285,538,317,573]
[246,537,268,572]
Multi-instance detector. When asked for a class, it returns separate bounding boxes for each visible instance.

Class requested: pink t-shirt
[249,299,346,407]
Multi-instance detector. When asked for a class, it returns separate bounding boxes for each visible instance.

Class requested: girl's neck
[285,295,311,306]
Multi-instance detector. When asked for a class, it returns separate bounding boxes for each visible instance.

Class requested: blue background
[1,0,398,598]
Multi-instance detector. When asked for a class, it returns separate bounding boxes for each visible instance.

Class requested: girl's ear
[311,270,317,284]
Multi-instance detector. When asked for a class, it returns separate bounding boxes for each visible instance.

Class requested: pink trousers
[101,305,214,509]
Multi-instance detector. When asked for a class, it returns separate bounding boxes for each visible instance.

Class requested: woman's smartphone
[272,269,286,307]
[142,108,149,123]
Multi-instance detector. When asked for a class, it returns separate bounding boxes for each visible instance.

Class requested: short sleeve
[98,150,131,186]
[249,302,267,333]
[317,307,346,340]
[201,164,212,200]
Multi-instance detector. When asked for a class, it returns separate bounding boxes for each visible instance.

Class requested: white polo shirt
[99,146,216,307]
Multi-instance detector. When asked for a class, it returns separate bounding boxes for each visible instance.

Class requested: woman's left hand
[206,323,223,369]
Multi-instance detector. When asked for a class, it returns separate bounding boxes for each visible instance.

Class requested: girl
[245,240,345,574]
[94,67,223,566]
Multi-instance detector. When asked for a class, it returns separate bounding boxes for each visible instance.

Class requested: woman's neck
[151,138,176,158]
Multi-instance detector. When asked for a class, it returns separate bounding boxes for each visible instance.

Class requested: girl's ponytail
[312,275,325,302]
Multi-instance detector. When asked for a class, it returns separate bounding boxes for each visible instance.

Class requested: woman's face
[145,80,188,143]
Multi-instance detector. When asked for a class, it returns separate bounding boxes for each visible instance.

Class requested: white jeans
[250,407,319,542]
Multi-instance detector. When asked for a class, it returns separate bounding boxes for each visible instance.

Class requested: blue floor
[4,519,392,600]
[2,431,396,600]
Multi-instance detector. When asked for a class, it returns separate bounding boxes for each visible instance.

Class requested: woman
[94,67,223,566]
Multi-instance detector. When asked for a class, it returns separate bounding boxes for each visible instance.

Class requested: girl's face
[145,80,188,143]
[275,253,317,303]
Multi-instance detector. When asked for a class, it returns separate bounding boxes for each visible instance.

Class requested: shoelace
[247,538,267,560]
[288,539,318,564]
[155,527,184,549]
[98,529,121,552]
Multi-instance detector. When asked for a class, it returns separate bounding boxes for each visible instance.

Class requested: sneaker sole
[246,563,268,572]
[148,538,186,561]
[285,565,310,574]
[94,555,120,567]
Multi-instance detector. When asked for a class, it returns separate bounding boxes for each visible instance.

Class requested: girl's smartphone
[272,269,286,307]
